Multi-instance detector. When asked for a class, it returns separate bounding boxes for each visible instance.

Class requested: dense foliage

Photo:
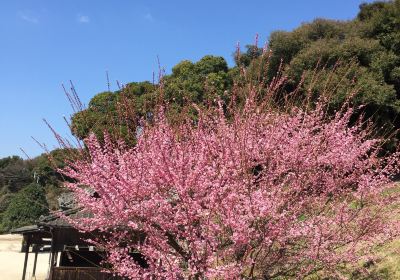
[243,0,400,148]
[0,150,68,232]
[1,183,49,231]
[71,56,234,142]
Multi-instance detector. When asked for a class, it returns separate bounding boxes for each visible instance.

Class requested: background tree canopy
[246,0,400,147]
[71,55,234,141]
[1,183,49,232]
[70,1,400,150]
[0,149,69,232]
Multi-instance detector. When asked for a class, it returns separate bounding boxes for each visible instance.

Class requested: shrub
[2,183,49,231]
[61,74,400,279]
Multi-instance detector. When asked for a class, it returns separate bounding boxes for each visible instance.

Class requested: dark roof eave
[12,207,90,233]
[10,225,41,234]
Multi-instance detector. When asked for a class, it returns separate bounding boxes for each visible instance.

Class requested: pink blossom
[62,89,400,279]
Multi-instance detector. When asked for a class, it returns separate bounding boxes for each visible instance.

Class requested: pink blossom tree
[61,82,400,279]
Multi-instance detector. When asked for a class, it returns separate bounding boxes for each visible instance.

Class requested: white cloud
[18,11,39,23]
[144,13,154,22]
[77,15,90,23]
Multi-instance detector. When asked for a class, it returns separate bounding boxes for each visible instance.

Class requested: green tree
[71,81,157,142]
[71,56,232,141]
[0,156,34,193]
[164,55,230,104]
[1,183,49,231]
[239,1,400,150]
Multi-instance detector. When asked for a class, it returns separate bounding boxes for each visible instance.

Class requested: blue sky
[0,0,374,158]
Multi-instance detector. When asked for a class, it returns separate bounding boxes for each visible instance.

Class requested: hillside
[0,150,68,232]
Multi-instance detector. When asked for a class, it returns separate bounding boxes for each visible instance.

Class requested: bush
[1,183,49,231]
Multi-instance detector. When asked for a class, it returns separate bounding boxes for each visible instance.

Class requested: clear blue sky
[0,0,374,158]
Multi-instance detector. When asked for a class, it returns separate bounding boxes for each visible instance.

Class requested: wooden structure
[51,267,122,280]
[12,208,124,280]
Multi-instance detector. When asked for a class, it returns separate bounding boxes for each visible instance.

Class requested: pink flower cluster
[62,96,400,279]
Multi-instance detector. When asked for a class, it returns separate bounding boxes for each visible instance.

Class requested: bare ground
[0,234,50,280]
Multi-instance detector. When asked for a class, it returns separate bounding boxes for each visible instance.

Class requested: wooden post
[32,250,39,277]
[21,236,30,280]
[54,251,59,266]
[49,228,56,280]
